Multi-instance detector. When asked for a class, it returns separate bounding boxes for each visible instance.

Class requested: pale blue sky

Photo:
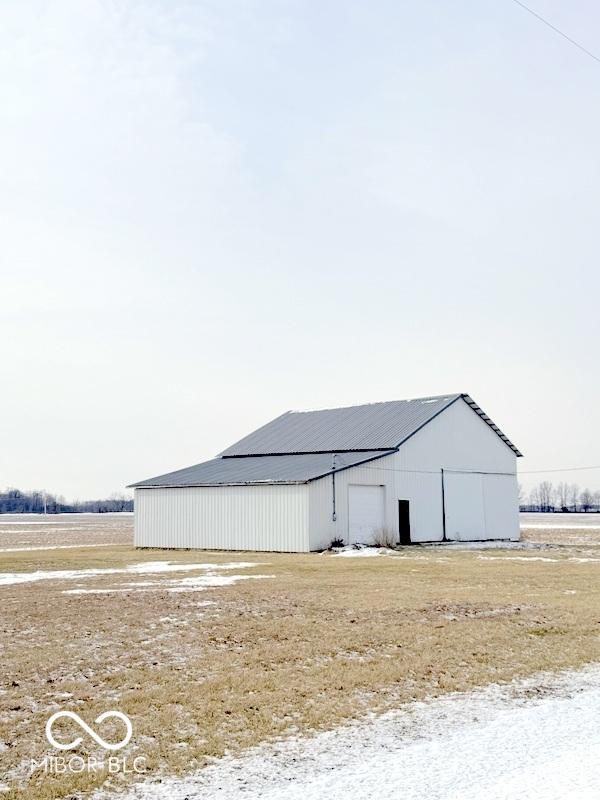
[1,1,599,499]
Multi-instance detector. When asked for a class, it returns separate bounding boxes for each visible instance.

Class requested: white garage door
[444,472,485,541]
[348,485,385,545]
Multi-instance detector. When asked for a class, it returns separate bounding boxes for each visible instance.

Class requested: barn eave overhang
[129,480,309,488]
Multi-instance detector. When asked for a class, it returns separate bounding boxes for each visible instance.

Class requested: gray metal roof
[220,393,522,458]
[129,393,522,489]
[129,450,394,488]
[220,394,447,456]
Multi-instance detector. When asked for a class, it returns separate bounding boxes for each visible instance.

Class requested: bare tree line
[0,487,133,514]
[520,481,600,512]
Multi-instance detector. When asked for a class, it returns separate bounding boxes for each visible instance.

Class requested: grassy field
[1,514,600,798]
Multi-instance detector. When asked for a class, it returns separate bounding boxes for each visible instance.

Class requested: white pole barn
[130,393,522,551]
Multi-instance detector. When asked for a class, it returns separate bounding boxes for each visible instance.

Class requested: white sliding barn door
[482,474,520,540]
[444,472,485,541]
[348,485,385,545]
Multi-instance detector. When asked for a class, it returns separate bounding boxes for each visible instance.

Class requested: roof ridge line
[286,393,461,415]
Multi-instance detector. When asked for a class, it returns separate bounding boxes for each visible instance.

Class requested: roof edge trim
[390,393,523,458]
[129,480,308,488]
[460,394,523,457]
[307,449,398,483]
[220,448,396,458]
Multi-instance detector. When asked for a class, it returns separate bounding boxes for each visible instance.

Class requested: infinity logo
[45,711,132,751]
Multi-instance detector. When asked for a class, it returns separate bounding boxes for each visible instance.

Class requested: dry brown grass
[1,517,600,798]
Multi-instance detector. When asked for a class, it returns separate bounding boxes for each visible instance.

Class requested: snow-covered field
[0,543,121,553]
[122,664,600,800]
[520,512,600,529]
[520,512,600,546]
[0,512,132,547]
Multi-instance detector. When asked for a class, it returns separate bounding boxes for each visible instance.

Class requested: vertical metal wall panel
[482,473,520,541]
[134,484,309,552]
[444,472,486,541]
[308,397,519,549]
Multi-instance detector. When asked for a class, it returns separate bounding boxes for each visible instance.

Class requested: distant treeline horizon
[3,483,599,516]
[0,487,133,514]
[520,480,600,513]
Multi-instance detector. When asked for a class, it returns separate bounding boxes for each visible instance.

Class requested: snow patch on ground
[434,540,529,550]
[63,574,273,595]
[331,541,536,557]
[62,588,142,595]
[479,555,600,564]
[524,524,600,530]
[0,561,263,587]
[0,542,121,553]
[165,574,273,592]
[332,546,396,558]
[117,664,600,800]
[0,513,132,523]
[0,521,85,526]
[126,561,260,574]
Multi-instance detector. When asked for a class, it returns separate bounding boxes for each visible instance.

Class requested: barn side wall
[135,484,310,552]
[308,398,519,550]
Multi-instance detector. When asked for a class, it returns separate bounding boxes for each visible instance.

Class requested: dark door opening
[398,500,411,545]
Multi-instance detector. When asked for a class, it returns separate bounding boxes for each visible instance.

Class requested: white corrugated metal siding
[135,484,309,552]
[482,473,520,540]
[444,472,520,541]
[444,472,486,540]
[308,398,518,549]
